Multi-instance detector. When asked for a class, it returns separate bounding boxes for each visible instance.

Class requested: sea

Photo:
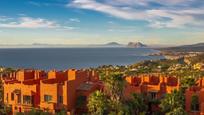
[0,48,164,70]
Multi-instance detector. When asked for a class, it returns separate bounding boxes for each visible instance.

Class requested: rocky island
[127,42,147,48]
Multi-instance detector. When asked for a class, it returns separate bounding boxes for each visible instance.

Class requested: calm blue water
[0,48,163,70]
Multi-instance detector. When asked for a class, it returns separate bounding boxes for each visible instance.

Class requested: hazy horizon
[0,41,187,47]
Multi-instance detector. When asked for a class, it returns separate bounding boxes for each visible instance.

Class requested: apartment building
[125,74,180,112]
[3,69,99,114]
[3,69,46,113]
[3,69,204,114]
[125,74,179,99]
[185,78,204,115]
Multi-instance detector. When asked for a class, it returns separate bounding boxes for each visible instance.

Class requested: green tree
[103,73,126,102]
[181,77,196,88]
[56,108,67,115]
[166,107,187,115]
[0,104,12,115]
[160,89,185,114]
[0,79,3,104]
[87,91,108,115]
[102,72,128,114]
[0,80,11,115]
[16,112,24,115]
[16,108,51,115]
[127,93,147,115]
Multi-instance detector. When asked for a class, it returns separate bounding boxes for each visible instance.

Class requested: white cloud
[69,18,80,22]
[0,17,59,29]
[104,0,148,6]
[69,0,147,20]
[147,9,204,28]
[0,16,13,22]
[105,0,194,6]
[0,16,79,32]
[108,21,114,24]
[69,0,204,28]
[18,14,26,16]
[63,26,75,30]
[28,1,64,7]
[107,22,137,32]
[28,1,41,7]
[156,0,196,5]
[146,10,194,28]
[56,26,78,31]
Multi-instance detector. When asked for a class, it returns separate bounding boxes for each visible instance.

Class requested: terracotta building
[125,74,180,112]
[185,78,204,115]
[3,69,99,114]
[125,74,179,99]
[3,69,204,114]
[3,69,46,113]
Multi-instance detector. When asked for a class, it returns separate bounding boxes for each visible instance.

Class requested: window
[191,94,200,111]
[149,92,157,100]
[17,94,21,104]
[44,95,52,102]
[23,95,32,104]
[11,93,14,101]
[6,93,8,102]
[58,96,63,103]
[76,96,87,108]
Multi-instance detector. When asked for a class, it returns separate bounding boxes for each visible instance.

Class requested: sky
[0,0,204,45]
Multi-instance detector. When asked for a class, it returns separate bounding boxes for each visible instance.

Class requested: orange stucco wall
[185,78,204,115]
[2,69,99,114]
[125,74,179,99]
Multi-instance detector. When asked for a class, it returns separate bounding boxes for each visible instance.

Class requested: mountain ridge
[158,42,204,52]
[127,42,147,48]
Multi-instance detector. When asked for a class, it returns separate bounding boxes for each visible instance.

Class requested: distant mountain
[182,43,204,47]
[105,42,122,46]
[0,42,153,48]
[147,44,176,48]
[158,42,204,52]
[127,42,147,48]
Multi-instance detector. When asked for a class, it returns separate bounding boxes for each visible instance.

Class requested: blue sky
[0,0,203,45]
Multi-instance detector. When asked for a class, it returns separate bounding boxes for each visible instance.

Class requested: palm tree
[166,107,187,115]
[180,77,196,88]
[87,91,108,115]
[160,89,185,114]
[127,93,147,115]
[103,72,126,102]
